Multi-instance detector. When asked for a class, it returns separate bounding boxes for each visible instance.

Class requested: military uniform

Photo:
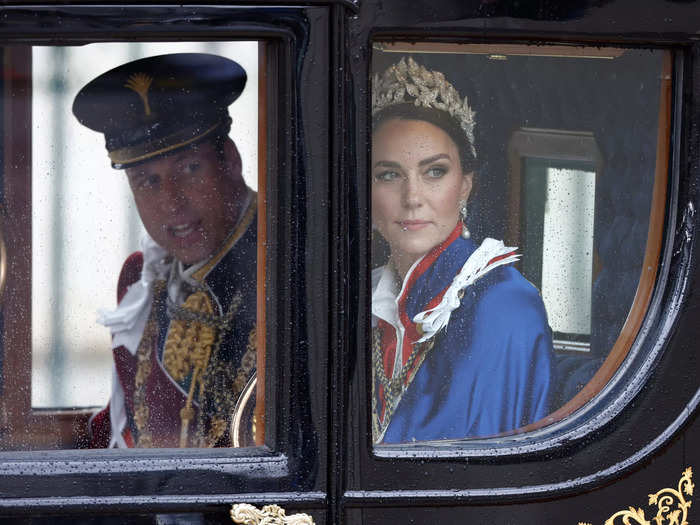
[73,53,257,447]
[89,194,257,448]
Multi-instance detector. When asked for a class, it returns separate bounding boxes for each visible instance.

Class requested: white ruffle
[107,364,129,448]
[96,235,170,356]
[412,238,520,342]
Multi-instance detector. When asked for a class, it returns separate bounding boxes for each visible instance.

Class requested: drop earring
[459,200,470,239]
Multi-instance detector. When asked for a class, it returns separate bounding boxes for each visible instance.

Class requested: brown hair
[373,103,478,174]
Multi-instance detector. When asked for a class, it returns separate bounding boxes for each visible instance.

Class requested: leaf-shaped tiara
[372,57,477,158]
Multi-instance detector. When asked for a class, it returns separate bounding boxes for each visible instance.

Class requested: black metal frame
[0,4,339,520]
[344,2,700,518]
[0,1,698,524]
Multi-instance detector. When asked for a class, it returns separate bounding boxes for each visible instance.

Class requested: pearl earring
[459,200,470,239]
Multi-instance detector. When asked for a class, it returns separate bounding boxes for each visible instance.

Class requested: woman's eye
[374,170,400,182]
[426,166,447,178]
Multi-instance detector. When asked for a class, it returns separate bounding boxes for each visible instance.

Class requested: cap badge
[124,73,154,117]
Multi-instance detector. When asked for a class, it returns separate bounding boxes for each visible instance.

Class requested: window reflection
[540,166,596,338]
[521,161,597,351]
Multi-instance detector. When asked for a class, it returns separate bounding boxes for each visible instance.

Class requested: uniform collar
[165,188,255,303]
[190,188,255,282]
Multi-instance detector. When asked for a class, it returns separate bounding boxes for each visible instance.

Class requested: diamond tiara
[372,57,477,158]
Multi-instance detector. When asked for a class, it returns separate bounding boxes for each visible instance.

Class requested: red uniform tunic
[89,203,257,448]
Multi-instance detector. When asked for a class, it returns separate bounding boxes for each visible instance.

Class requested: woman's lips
[398,220,431,231]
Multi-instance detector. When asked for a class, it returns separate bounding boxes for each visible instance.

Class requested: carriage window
[370,43,670,446]
[522,162,596,349]
[1,41,267,449]
[511,130,602,354]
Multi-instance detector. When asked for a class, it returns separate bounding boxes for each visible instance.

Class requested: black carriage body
[0,1,697,524]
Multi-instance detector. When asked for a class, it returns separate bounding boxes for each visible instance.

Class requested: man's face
[125,139,243,265]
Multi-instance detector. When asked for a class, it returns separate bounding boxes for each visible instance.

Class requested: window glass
[370,43,669,446]
[2,41,265,449]
[520,156,598,351]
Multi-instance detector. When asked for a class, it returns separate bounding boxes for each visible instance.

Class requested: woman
[371,57,554,444]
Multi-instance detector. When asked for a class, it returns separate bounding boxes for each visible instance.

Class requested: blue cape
[375,234,554,443]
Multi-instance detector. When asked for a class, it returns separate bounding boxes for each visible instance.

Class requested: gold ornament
[133,281,250,447]
[578,467,694,525]
[372,57,477,158]
[230,504,315,525]
[163,291,216,383]
[124,72,154,116]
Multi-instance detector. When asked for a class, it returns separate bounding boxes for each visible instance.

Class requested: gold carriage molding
[578,467,694,525]
[230,503,316,525]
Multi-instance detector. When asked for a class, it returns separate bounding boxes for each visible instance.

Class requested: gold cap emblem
[124,72,154,116]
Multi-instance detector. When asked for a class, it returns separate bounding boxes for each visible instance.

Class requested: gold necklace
[371,326,435,442]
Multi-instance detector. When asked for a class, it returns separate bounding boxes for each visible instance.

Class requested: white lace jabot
[371,238,520,345]
[96,235,170,356]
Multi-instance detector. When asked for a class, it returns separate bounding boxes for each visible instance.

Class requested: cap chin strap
[109,119,229,169]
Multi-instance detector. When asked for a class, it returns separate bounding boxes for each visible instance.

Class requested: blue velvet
[381,236,555,443]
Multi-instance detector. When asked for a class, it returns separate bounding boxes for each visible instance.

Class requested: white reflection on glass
[540,167,595,339]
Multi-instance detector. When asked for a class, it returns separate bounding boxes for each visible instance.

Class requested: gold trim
[192,194,257,282]
[232,374,257,447]
[108,121,221,167]
[230,504,315,524]
[133,281,167,448]
[374,42,626,59]
[578,467,694,525]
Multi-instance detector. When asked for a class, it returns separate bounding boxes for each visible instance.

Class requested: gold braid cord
[578,467,694,525]
[192,293,254,448]
[134,282,252,447]
[162,290,217,447]
[163,291,216,383]
[230,504,315,525]
[133,280,166,448]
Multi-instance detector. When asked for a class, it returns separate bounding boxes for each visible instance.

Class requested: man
[73,53,257,448]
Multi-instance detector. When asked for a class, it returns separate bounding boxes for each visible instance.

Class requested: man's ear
[222,137,243,182]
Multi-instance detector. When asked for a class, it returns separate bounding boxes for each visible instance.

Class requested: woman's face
[372,118,472,271]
